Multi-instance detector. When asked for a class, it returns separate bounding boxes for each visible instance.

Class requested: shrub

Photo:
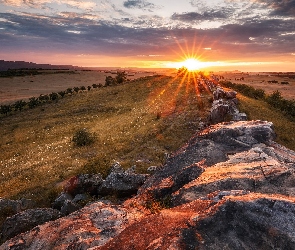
[14,100,27,111]
[72,128,96,147]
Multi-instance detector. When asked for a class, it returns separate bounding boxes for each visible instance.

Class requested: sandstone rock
[1,208,61,242]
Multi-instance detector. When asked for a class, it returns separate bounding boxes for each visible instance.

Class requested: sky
[0,0,295,71]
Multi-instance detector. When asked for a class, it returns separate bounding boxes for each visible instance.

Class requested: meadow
[0,73,211,207]
[1,69,295,212]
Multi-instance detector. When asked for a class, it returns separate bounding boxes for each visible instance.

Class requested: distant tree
[49,92,59,101]
[92,84,98,89]
[66,88,73,94]
[87,86,91,91]
[105,76,116,86]
[0,105,12,116]
[116,71,127,84]
[58,91,66,98]
[73,87,80,93]
[80,86,86,91]
[14,100,27,111]
[28,97,39,109]
[39,94,49,102]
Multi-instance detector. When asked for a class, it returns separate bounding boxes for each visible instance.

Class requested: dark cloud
[171,10,228,23]
[123,0,156,11]
[255,0,295,16]
[0,10,294,60]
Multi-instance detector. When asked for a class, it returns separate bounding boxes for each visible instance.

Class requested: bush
[72,128,96,147]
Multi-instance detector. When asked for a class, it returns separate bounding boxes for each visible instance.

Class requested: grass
[0,75,211,207]
[238,93,295,150]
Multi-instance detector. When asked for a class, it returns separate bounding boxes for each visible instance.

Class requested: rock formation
[1,85,295,249]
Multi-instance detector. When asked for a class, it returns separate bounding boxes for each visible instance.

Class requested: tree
[116,71,127,84]
[49,92,59,101]
[105,76,116,86]
[28,97,39,109]
[0,105,12,116]
[58,91,66,98]
[73,87,80,93]
[66,88,73,94]
[14,100,26,111]
[87,86,91,91]
[80,86,86,91]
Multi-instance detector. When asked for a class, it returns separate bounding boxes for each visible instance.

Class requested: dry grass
[238,94,295,150]
[0,75,211,206]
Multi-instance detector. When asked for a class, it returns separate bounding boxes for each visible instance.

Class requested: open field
[0,74,211,207]
[219,72,295,100]
[0,70,159,104]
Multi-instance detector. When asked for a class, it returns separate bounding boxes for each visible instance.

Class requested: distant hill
[0,60,81,71]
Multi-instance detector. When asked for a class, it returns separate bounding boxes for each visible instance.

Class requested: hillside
[0,74,211,207]
[1,80,295,249]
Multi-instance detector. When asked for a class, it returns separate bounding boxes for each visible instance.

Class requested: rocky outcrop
[209,87,247,124]
[2,120,295,249]
[0,208,61,242]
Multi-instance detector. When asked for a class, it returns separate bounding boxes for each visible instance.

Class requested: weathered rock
[98,194,295,250]
[60,199,81,215]
[2,119,295,249]
[1,208,61,242]
[52,192,73,210]
[0,198,35,216]
[64,173,103,196]
[98,167,149,197]
[0,202,144,250]
[139,121,276,200]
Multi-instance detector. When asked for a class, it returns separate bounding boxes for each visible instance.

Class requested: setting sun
[181,58,202,71]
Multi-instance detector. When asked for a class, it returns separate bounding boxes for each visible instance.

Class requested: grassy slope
[238,94,295,150]
[0,75,211,206]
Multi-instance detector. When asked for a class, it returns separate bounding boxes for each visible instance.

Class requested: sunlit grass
[0,75,211,207]
[238,94,295,150]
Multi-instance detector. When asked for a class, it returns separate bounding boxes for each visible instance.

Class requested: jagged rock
[52,192,73,210]
[98,167,149,197]
[0,198,35,215]
[2,120,295,249]
[0,202,144,249]
[60,199,81,215]
[139,121,276,200]
[63,173,103,196]
[213,87,226,100]
[0,208,61,242]
[98,194,295,249]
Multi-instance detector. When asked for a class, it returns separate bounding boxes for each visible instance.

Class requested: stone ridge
[2,85,295,249]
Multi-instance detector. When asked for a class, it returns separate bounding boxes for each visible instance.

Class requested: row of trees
[0,71,129,117]
[220,81,295,119]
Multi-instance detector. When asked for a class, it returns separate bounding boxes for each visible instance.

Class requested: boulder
[0,198,35,216]
[1,208,61,242]
[63,173,103,196]
[98,167,149,197]
[0,202,144,249]
[139,121,277,200]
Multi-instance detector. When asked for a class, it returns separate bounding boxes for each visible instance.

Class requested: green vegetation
[72,128,96,147]
[221,81,295,120]
[220,80,295,150]
[0,74,211,207]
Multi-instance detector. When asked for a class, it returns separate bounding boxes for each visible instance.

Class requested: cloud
[254,0,295,16]
[171,10,228,23]
[123,0,156,11]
